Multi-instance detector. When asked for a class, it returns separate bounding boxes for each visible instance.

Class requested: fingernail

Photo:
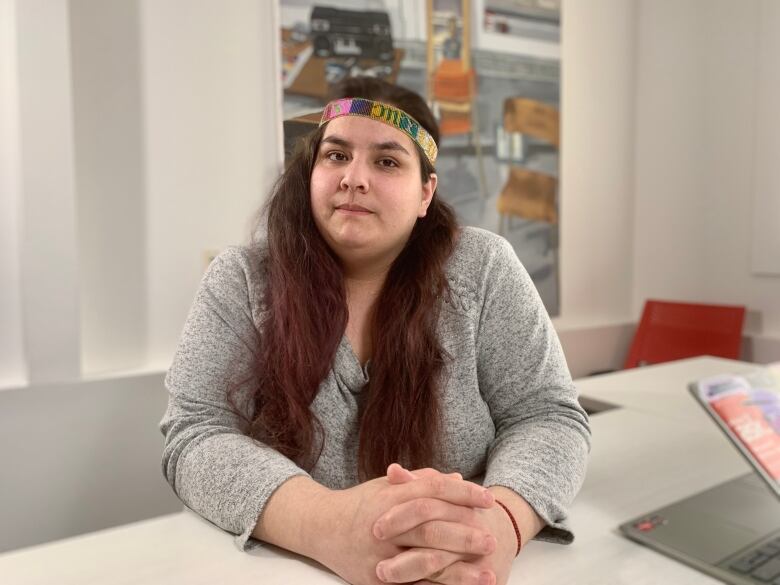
[376,563,387,582]
[373,523,385,539]
[482,489,494,505]
[479,570,494,585]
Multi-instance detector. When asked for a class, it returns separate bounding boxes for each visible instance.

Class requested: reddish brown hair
[235,78,459,479]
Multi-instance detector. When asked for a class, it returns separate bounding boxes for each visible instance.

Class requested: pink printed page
[708,391,780,481]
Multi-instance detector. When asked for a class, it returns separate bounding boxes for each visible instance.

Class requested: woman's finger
[373,497,479,540]
[386,464,463,484]
[374,547,460,583]
[386,520,496,556]
[389,475,494,510]
[387,463,417,483]
[377,553,495,585]
[405,467,463,481]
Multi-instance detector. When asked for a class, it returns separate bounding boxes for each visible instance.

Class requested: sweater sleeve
[477,237,591,544]
[159,247,309,551]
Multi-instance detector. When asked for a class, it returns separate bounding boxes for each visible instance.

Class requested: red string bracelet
[495,500,522,556]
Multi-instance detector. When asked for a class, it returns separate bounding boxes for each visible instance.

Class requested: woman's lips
[336,204,372,215]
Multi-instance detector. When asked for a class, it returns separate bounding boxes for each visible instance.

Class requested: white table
[576,356,758,422]
[0,357,760,584]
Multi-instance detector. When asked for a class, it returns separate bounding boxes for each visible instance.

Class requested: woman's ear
[418,173,437,218]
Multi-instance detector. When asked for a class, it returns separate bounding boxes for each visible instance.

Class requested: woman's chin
[331,236,375,255]
[328,228,376,251]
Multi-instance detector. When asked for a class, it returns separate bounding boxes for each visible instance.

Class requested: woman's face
[310,115,436,270]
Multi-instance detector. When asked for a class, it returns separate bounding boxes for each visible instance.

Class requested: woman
[160,77,590,585]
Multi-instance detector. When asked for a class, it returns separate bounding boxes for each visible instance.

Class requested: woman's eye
[378,158,398,168]
[325,151,347,161]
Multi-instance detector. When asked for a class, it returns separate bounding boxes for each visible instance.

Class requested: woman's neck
[340,251,392,280]
[344,271,386,312]
[336,238,404,285]
[342,266,388,366]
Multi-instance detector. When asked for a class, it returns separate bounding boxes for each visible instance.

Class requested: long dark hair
[234,78,459,479]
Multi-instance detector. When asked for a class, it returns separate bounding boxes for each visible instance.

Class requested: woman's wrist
[494,500,522,555]
[487,485,545,552]
[305,486,352,566]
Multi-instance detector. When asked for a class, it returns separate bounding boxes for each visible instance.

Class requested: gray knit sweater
[160,226,590,551]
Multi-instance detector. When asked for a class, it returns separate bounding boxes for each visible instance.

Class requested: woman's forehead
[322,115,417,152]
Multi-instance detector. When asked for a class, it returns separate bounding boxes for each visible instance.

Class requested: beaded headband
[319,97,438,164]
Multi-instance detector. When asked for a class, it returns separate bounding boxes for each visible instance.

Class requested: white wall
[751,1,780,276]
[70,0,147,374]
[556,0,638,330]
[633,0,780,340]
[632,0,709,304]
[0,0,26,387]
[16,0,82,384]
[140,0,281,367]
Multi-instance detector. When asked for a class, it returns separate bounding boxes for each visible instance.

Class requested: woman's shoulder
[444,227,519,311]
[199,242,269,315]
[453,226,514,260]
[205,242,267,284]
[210,241,267,271]
[448,226,518,279]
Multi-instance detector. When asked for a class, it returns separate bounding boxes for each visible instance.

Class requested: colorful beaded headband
[319,97,438,164]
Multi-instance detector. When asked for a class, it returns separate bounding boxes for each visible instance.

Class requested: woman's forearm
[252,475,335,561]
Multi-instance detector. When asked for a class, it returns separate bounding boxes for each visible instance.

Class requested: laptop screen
[690,366,780,498]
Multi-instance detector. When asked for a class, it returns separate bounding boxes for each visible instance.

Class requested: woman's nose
[339,160,369,194]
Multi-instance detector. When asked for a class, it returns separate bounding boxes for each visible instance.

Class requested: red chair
[624,300,746,369]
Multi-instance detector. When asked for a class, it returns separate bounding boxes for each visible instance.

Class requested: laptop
[620,365,780,585]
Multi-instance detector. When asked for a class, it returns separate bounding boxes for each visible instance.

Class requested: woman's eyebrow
[321,136,351,149]
[372,140,411,157]
[321,135,411,157]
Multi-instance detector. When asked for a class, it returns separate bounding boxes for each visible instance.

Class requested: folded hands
[316,464,518,585]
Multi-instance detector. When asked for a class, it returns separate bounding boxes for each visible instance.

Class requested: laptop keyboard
[729,536,780,583]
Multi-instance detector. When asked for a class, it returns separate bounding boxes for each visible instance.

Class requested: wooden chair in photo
[496,167,558,234]
[429,60,487,198]
[503,97,560,150]
[426,0,487,199]
[496,97,560,235]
